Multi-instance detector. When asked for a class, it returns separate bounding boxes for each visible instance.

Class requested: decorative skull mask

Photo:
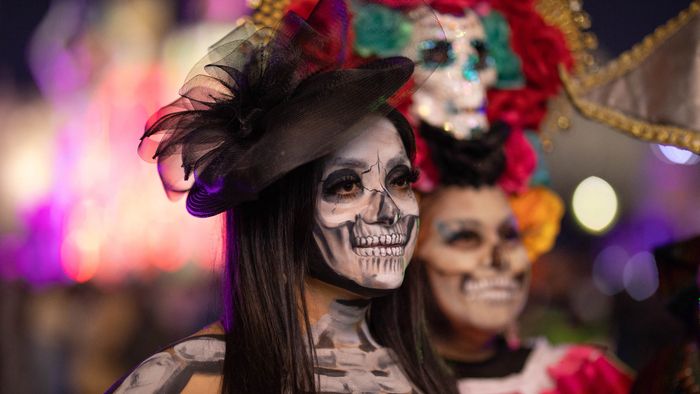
[418,186,530,332]
[314,115,419,291]
[407,8,497,140]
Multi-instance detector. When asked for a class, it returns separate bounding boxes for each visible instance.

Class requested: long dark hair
[220,111,457,393]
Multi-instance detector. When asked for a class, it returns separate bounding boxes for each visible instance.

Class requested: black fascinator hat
[139,0,425,217]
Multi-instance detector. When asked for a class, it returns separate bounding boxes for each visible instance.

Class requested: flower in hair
[509,186,564,262]
[482,10,524,89]
[353,3,413,57]
[497,127,536,194]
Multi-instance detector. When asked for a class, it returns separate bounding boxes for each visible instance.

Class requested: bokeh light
[654,144,700,165]
[592,245,629,295]
[571,176,619,234]
[623,252,659,301]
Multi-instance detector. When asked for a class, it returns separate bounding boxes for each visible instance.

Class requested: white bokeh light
[572,176,619,234]
[655,144,700,165]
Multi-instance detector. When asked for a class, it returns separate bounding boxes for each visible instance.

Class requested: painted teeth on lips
[354,246,405,257]
[462,277,520,293]
[354,234,406,247]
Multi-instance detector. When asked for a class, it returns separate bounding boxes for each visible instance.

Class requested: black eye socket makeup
[419,39,456,68]
[437,221,483,249]
[322,169,363,201]
[446,230,482,248]
[498,221,521,242]
[386,165,420,191]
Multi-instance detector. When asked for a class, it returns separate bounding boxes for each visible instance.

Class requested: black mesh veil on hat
[138,0,444,217]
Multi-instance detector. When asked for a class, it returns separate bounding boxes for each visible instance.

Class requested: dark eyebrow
[437,219,482,231]
[385,155,410,171]
[328,157,368,169]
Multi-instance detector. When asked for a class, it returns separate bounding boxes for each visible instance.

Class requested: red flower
[491,0,573,96]
[429,0,478,15]
[497,127,536,194]
[286,0,317,17]
[487,0,573,131]
[487,87,548,131]
[413,128,441,193]
[286,0,357,64]
[544,346,632,394]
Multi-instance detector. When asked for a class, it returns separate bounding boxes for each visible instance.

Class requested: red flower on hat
[498,127,536,194]
[287,0,358,65]
[488,0,573,130]
[487,87,548,132]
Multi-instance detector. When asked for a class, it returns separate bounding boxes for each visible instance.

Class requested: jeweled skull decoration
[418,186,530,332]
[314,115,419,290]
[407,8,496,140]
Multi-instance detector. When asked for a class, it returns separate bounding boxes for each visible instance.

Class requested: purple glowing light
[592,245,629,296]
[654,144,699,165]
[623,252,659,301]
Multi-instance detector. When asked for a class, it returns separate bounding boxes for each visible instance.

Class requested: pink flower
[544,346,632,394]
[413,128,441,193]
[497,127,536,194]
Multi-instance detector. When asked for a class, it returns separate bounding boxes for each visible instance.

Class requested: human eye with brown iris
[322,169,363,202]
[313,116,420,291]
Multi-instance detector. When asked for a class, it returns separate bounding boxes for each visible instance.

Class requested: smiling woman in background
[107,0,456,392]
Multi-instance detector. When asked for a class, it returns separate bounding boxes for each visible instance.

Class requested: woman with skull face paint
[347,0,632,393]
[107,0,458,393]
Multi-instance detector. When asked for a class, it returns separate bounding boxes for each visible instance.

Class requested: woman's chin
[359,271,405,290]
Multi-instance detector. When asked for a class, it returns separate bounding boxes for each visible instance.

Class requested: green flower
[525,130,551,186]
[482,11,524,89]
[353,3,413,57]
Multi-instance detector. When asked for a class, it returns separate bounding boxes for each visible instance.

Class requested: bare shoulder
[110,323,225,394]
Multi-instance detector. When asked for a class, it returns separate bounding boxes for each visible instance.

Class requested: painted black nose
[365,191,399,225]
[490,246,510,271]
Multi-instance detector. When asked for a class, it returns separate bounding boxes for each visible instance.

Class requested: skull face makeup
[314,115,419,291]
[407,8,497,140]
[418,186,530,332]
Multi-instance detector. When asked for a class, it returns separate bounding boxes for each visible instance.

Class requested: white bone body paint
[312,301,413,393]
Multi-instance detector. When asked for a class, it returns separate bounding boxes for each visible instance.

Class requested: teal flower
[482,11,524,89]
[353,3,412,57]
[525,130,551,186]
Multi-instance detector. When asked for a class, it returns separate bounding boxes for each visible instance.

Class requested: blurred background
[0,0,698,392]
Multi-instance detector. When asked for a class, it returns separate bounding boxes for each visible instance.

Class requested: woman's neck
[304,278,371,349]
[304,277,367,326]
[433,324,502,363]
[302,277,413,393]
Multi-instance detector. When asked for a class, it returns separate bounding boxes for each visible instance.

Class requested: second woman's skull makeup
[407,8,497,140]
[314,115,419,291]
[418,186,530,332]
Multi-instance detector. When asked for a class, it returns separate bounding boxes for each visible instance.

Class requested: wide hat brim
[186,57,414,217]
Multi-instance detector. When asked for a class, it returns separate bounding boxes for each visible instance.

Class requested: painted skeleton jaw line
[359,257,404,275]
[313,214,418,286]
